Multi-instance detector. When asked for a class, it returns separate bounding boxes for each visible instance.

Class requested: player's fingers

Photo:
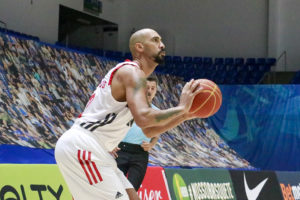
[190,79,200,92]
[182,79,193,90]
[193,84,204,96]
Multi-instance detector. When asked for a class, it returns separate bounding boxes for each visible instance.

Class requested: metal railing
[277,50,287,71]
[0,20,7,32]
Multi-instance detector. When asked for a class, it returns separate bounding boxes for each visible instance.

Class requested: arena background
[1,0,300,199]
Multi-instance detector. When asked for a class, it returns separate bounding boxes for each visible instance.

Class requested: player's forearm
[142,113,187,138]
[135,106,185,129]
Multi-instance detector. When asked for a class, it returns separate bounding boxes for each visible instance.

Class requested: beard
[154,50,165,64]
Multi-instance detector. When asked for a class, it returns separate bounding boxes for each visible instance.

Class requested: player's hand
[109,147,120,158]
[179,79,203,113]
[141,141,154,152]
[184,112,199,121]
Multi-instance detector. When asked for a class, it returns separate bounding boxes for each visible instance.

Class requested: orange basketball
[189,79,222,118]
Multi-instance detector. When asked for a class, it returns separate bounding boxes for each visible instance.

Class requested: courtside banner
[0,164,72,200]
[138,166,170,200]
[164,168,236,200]
[276,171,300,200]
[230,170,283,200]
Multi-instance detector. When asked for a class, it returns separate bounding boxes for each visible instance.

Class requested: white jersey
[74,61,138,151]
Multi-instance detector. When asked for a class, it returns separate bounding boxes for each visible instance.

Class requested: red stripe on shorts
[77,150,93,185]
[91,160,103,182]
[85,151,98,184]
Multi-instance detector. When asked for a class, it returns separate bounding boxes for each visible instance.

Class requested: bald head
[129,28,159,56]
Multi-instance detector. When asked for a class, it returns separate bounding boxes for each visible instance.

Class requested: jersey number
[80,113,117,132]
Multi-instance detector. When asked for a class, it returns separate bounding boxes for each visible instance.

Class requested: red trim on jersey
[84,151,98,184]
[77,150,93,185]
[108,62,139,85]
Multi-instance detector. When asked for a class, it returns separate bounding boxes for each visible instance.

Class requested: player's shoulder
[115,61,145,79]
[114,60,138,69]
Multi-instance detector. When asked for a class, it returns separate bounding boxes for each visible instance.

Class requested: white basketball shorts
[55,125,133,200]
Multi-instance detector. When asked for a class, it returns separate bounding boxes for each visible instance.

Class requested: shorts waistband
[118,142,148,154]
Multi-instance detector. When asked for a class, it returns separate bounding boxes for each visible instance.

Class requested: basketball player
[55,28,202,200]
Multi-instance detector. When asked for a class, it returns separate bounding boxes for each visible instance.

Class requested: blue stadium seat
[253,70,264,80]
[266,58,276,66]
[290,71,300,84]
[237,71,249,84]
[236,65,246,72]
[258,65,271,72]
[214,58,224,65]
[183,56,193,64]
[164,56,173,64]
[216,64,226,72]
[203,57,213,65]
[112,51,123,60]
[172,56,182,64]
[96,49,104,57]
[247,65,258,72]
[257,58,266,65]
[192,57,203,65]
[124,52,132,60]
[235,58,244,66]
[225,58,234,65]
[245,58,256,66]
[184,63,195,71]
[207,64,216,71]
[104,50,114,58]
[226,64,235,72]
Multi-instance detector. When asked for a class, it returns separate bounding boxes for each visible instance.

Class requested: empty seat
[214,58,224,65]
[245,58,256,66]
[124,52,132,60]
[266,58,276,66]
[96,49,104,56]
[164,56,172,64]
[258,65,271,72]
[235,58,244,66]
[104,50,114,58]
[203,57,213,65]
[172,56,182,64]
[225,58,234,65]
[193,57,203,65]
[112,51,123,59]
[257,58,266,65]
[183,56,193,64]
[216,64,226,72]
[247,65,258,72]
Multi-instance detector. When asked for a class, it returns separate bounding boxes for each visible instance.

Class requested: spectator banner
[209,85,300,170]
[138,166,170,200]
[276,171,300,200]
[0,164,72,200]
[164,168,236,200]
[229,170,283,200]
